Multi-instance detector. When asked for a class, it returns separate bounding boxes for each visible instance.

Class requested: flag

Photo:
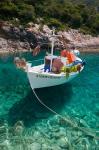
[33,45,40,56]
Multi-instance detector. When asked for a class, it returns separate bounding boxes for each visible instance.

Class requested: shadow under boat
[8,83,73,127]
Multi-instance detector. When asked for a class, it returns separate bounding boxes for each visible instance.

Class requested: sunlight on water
[0,52,99,149]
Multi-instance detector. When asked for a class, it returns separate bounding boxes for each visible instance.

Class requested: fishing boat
[26,29,85,89]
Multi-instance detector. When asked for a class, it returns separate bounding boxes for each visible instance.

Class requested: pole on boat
[50,28,55,71]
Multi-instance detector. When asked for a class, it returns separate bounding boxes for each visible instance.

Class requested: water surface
[0,52,99,149]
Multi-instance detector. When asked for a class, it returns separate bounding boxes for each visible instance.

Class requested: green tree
[17,4,35,22]
[0,2,18,19]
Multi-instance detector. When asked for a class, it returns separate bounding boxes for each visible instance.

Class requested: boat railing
[28,59,44,66]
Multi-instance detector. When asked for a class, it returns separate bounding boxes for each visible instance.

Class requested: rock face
[0,37,30,53]
[57,29,99,51]
[0,21,99,53]
[0,23,38,52]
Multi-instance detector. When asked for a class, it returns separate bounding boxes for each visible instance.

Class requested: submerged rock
[57,137,69,149]
[51,144,62,150]
[14,121,24,135]
[33,130,42,140]
[79,119,89,128]
[42,143,52,150]
[30,142,41,150]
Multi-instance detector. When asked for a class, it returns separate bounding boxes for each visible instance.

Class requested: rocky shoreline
[0,21,99,54]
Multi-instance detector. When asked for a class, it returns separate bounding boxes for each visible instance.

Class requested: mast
[50,28,55,71]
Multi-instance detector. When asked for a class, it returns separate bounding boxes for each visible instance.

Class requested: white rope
[33,89,64,118]
[33,89,77,127]
[32,89,99,140]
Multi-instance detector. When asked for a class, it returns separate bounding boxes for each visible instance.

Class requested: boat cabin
[44,55,64,73]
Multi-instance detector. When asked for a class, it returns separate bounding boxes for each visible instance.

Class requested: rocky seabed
[0,111,99,150]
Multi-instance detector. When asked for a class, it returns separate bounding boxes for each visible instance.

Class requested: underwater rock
[58,117,70,127]
[42,143,52,150]
[59,127,67,136]
[49,125,60,133]
[14,121,24,135]
[47,117,59,132]
[51,127,66,140]
[52,132,60,140]
[13,144,24,150]
[71,131,79,142]
[33,130,42,140]
[77,131,83,137]
[58,137,69,149]
[30,142,41,150]
[79,119,89,128]
[37,137,46,145]
[2,140,12,150]
[80,138,90,150]
[51,144,62,150]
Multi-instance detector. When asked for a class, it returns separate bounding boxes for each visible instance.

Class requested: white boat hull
[28,72,77,89]
[27,64,83,89]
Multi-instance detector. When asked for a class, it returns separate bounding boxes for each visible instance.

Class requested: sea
[0,51,99,150]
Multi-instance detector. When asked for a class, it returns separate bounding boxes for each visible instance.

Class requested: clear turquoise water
[0,52,99,149]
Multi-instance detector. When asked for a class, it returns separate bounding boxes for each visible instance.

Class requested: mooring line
[33,89,73,126]
[33,89,99,140]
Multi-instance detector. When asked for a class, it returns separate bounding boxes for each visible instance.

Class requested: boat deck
[28,64,65,77]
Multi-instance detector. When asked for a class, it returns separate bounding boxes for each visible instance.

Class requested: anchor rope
[33,89,99,140]
[33,89,73,125]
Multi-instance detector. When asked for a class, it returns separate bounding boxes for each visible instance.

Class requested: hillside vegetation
[0,0,99,35]
[70,0,99,7]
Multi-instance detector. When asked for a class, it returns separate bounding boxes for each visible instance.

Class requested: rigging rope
[33,89,99,140]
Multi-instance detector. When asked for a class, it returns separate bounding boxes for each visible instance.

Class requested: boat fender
[65,68,70,77]
[66,68,70,73]
[60,66,66,72]
[60,66,70,77]
[61,66,78,73]
[70,66,77,72]
[77,64,82,72]
[61,66,70,72]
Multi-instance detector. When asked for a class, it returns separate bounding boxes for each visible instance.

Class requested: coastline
[0,49,30,56]
[78,47,99,53]
[0,22,99,55]
[0,47,99,56]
